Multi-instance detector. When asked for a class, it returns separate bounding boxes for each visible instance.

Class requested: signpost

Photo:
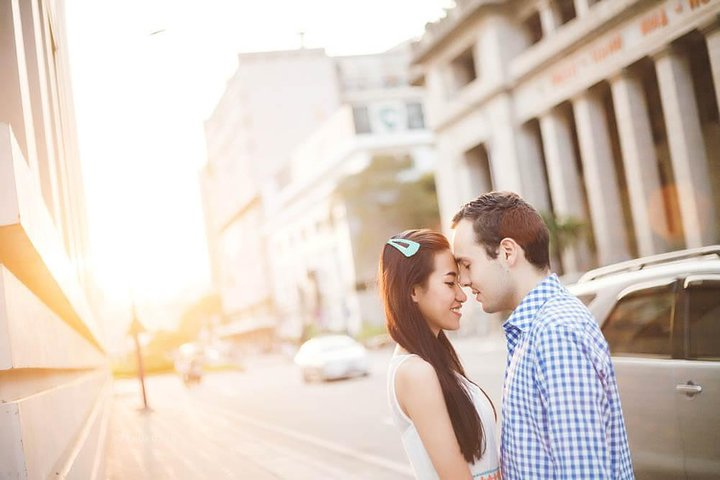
[129,305,150,411]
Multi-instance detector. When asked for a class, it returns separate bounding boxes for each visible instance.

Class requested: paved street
[107,335,507,479]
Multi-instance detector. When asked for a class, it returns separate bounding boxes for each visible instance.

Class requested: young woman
[379,229,500,480]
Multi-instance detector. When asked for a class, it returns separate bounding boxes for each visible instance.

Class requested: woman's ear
[410,284,421,303]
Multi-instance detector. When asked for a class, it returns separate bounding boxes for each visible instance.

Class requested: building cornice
[510,0,650,84]
[411,0,507,65]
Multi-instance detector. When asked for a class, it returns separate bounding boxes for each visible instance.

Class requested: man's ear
[498,238,520,267]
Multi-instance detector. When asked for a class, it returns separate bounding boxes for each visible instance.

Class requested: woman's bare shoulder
[395,355,440,390]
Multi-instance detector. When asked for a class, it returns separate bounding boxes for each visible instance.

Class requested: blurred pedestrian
[379,229,500,480]
[452,191,634,479]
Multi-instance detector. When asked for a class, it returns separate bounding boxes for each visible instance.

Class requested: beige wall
[0,1,110,478]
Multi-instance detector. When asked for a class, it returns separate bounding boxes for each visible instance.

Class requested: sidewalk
[106,377,367,480]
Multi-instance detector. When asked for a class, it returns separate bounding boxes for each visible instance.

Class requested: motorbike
[182,358,203,386]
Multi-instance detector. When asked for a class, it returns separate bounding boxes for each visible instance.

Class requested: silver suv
[568,246,720,480]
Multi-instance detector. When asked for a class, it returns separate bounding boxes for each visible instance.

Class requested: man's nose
[458,270,470,287]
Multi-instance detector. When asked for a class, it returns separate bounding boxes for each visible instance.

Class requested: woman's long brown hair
[379,229,490,463]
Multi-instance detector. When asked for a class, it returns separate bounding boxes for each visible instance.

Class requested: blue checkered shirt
[500,274,634,479]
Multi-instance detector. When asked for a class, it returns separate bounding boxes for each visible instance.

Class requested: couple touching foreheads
[379,191,634,480]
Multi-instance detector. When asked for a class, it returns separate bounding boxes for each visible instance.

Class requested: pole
[133,331,149,410]
[130,304,150,411]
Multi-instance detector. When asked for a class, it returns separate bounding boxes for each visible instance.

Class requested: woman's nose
[456,285,467,302]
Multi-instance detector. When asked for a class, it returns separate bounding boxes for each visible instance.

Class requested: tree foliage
[334,154,441,282]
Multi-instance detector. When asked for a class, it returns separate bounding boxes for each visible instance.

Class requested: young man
[452,191,634,479]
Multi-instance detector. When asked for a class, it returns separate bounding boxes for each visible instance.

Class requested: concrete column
[538,0,561,35]
[515,123,551,214]
[572,90,630,265]
[701,20,720,133]
[539,107,591,273]
[487,94,524,195]
[463,142,493,198]
[654,46,717,247]
[574,0,592,18]
[610,70,669,256]
[436,138,466,235]
[700,19,720,231]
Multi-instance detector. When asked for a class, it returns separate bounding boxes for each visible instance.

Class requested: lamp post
[128,304,151,411]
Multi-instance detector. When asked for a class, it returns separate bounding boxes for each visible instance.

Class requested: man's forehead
[452,218,476,245]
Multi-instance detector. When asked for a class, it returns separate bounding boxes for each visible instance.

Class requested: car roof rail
[577,245,720,283]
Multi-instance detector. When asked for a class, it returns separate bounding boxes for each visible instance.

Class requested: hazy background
[64,0,452,338]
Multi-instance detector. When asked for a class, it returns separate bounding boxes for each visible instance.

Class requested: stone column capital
[574,0,591,18]
[536,0,553,9]
[698,14,720,35]
[570,85,604,105]
[649,42,683,62]
[608,66,636,85]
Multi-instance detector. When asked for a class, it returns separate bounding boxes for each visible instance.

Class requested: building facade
[201,49,342,342]
[202,45,443,341]
[412,0,720,274]
[266,46,436,338]
[0,0,110,478]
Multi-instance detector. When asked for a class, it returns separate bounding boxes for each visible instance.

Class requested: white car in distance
[294,334,370,383]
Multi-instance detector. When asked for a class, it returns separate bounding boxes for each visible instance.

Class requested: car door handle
[676,382,702,397]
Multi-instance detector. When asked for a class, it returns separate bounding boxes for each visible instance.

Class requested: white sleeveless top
[387,354,501,480]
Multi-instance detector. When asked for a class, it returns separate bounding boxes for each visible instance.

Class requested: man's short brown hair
[452,191,550,270]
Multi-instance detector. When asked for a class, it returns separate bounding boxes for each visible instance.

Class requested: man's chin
[480,303,498,314]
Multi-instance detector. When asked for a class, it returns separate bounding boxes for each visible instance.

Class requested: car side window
[602,284,675,357]
[686,278,720,361]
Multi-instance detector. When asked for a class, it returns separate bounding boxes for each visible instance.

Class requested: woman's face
[412,249,467,335]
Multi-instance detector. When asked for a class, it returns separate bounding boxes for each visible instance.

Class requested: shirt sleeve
[534,324,611,479]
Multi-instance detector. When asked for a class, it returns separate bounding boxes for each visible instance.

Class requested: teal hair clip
[386,238,420,258]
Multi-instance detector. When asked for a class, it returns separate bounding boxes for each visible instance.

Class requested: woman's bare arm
[395,357,473,480]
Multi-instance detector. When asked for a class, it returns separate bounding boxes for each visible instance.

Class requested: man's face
[452,219,514,313]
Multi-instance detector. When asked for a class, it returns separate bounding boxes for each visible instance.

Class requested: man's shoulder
[533,290,595,330]
[528,290,611,360]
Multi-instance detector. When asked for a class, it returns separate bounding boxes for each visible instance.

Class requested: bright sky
[64,0,451,330]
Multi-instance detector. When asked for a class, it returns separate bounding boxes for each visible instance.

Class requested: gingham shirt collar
[502,273,561,347]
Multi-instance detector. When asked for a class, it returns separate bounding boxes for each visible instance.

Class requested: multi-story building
[202,44,445,341]
[201,49,341,344]
[411,0,720,274]
[265,45,437,339]
[0,0,110,477]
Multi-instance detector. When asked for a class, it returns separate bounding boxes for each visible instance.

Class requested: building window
[275,167,291,190]
[352,105,371,134]
[523,11,543,45]
[383,75,400,87]
[450,46,477,91]
[406,102,425,129]
[465,143,493,195]
[557,0,577,25]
